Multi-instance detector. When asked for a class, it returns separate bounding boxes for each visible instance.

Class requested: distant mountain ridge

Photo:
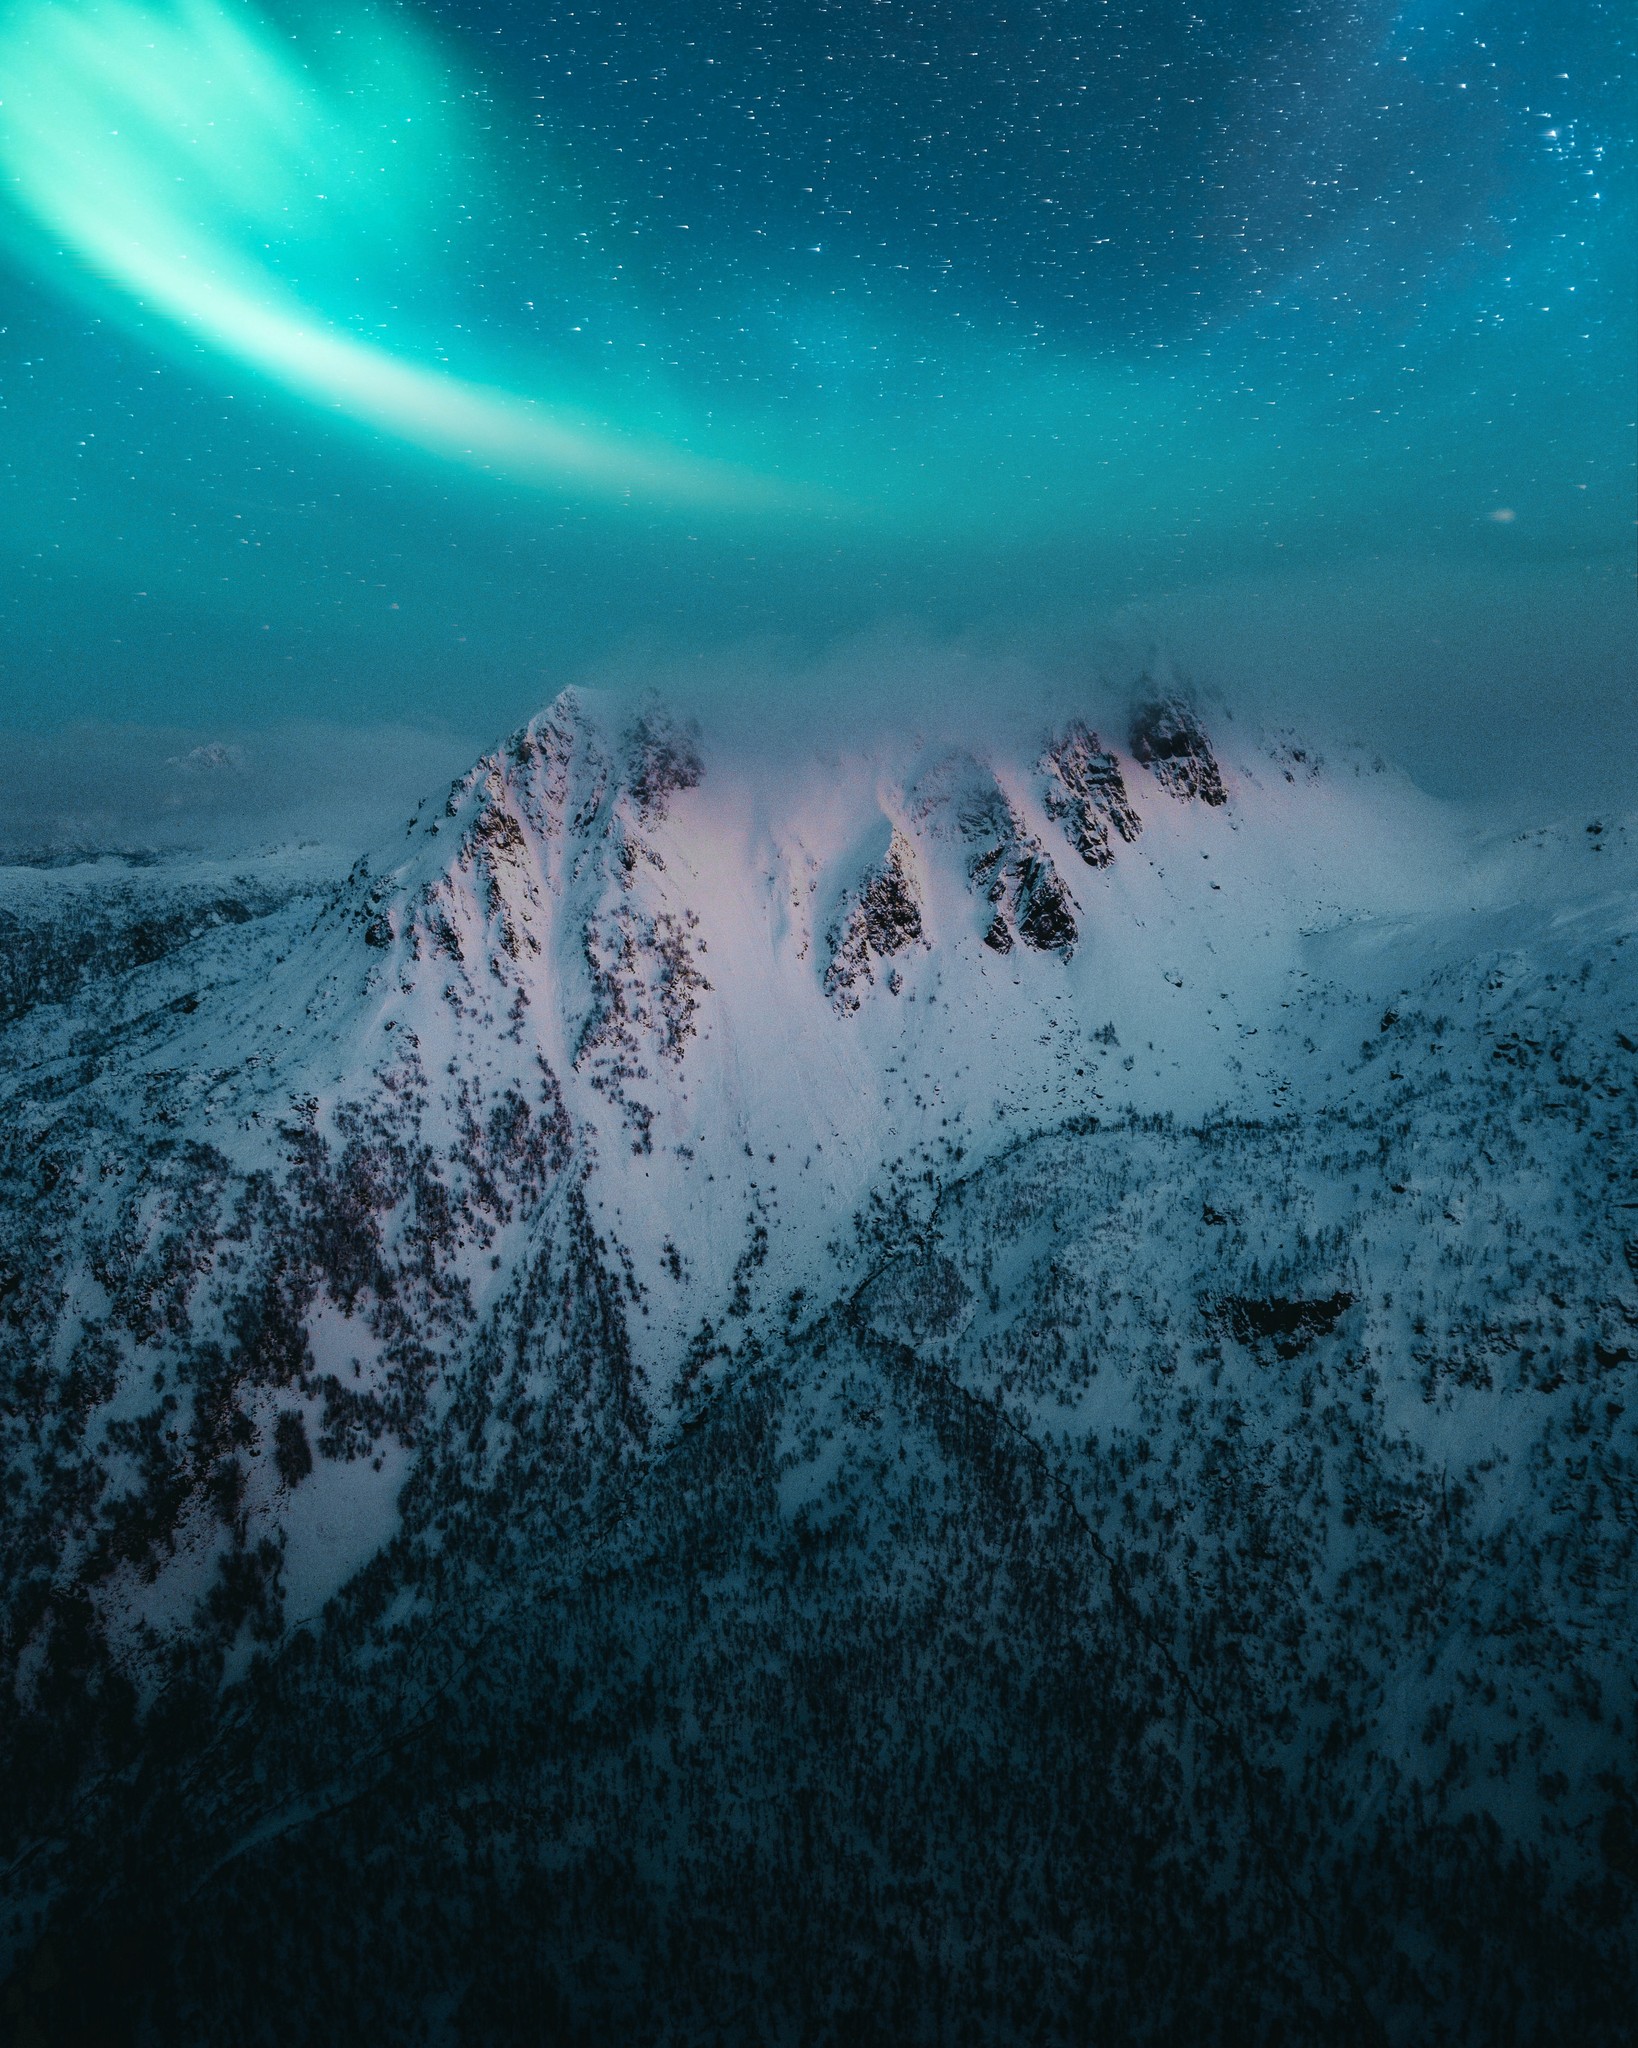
[1,688,1635,2043]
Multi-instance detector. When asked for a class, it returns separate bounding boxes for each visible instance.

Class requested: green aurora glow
[0,0,1629,749]
[0,0,786,508]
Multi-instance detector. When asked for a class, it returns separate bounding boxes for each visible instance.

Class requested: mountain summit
[3,690,1636,2043]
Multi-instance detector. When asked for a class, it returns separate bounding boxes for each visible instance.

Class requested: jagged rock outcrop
[823,830,925,1013]
[402,695,714,1145]
[624,704,705,823]
[924,764,1079,956]
[973,830,1078,956]
[1130,695,1227,806]
[1040,720,1142,867]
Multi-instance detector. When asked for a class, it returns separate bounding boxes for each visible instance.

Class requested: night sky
[0,1,1631,808]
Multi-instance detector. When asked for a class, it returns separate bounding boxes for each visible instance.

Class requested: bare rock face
[1040,721,1141,867]
[1130,697,1227,807]
[624,706,705,823]
[405,691,714,1152]
[1013,850,1078,952]
[956,776,1079,958]
[824,830,925,1013]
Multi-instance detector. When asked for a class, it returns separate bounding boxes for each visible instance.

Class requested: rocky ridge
[1,688,1635,2044]
[1131,693,1230,805]
[823,828,926,1014]
[1040,717,1143,867]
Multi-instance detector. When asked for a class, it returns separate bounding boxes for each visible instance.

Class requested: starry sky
[0,0,1631,814]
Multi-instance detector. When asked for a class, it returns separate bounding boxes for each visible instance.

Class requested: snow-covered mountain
[2,688,1635,2042]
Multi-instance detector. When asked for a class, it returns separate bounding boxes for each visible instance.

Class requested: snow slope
[2,688,1635,2041]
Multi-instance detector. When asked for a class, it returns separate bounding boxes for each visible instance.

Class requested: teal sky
[0,0,1630,813]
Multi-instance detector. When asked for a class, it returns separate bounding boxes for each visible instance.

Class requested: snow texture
[2,687,1635,2041]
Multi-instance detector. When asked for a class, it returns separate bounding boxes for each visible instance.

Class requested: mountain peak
[4,687,1637,2041]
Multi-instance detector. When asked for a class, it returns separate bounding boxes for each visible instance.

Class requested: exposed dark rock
[1015,854,1078,953]
[824,831,925,1014]
[578,907,711,1069]
[1130,696,1227,806]
[625,708,705,822]
[946,771,1078,956]
[1265,733,1323,784]
[1040,721,1142,866]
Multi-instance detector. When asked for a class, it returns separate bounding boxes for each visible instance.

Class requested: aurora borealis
[0,0,781,507]
[0,0,1630,779]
